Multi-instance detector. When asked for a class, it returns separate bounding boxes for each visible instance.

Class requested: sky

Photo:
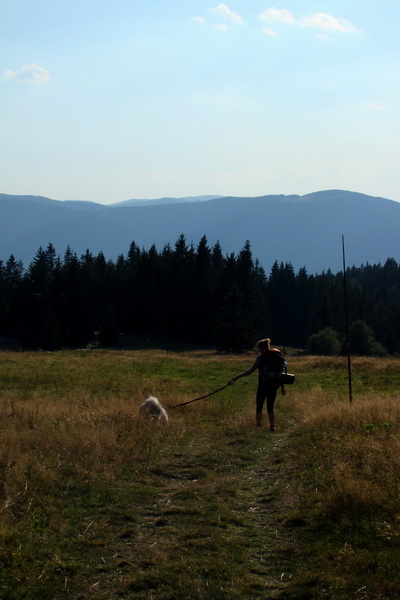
[1,0,399,204]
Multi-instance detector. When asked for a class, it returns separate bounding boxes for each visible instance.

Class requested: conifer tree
[98,307,119,348]
[214,284,254,353]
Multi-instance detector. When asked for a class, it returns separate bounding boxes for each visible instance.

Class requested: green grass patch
[0,351,399,598]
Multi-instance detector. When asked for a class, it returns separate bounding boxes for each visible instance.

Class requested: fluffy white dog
[139,396,169,423]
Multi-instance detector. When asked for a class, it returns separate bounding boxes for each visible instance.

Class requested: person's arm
[230,359,259,383]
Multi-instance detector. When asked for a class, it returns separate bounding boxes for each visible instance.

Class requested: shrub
[307,327,341,355]
[348,319,387,356]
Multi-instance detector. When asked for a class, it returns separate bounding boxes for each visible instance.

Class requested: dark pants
[256,383,278,415]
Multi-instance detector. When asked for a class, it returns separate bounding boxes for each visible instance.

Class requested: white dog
[139,396,169,423]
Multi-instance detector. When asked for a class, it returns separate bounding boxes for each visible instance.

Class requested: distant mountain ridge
[1,190,399,273]
[112,195,224,207]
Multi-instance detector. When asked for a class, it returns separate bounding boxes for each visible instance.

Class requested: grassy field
[0,349,399,599]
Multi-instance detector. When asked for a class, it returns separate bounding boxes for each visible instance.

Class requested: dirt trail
[71,423,302,600]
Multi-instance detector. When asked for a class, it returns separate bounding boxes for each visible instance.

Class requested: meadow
[0,349,399,599]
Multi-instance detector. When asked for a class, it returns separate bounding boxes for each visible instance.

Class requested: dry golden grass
[0,350,250,525]
[0,349,287,599]
[290,353,400,371]
[1,349,400,599]
[291,390,400,518]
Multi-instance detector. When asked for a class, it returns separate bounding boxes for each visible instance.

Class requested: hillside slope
[1,190,399,272]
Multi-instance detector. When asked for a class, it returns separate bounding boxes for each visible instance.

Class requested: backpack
[260,349,295,385]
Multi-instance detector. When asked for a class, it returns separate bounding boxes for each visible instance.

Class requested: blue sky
[1,1,399,204]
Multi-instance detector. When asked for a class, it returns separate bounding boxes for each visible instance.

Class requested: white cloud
[259,7,295,24]
[366,103,386,111]
[192,16,207,25]
[3,64,50,84]
[209,3,244,24]
[299,12,357,33]
[259,7,358,34]
[213,23,229,32]
[261,27,279,37]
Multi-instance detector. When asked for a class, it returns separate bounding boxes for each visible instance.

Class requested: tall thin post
[342,235,353,403]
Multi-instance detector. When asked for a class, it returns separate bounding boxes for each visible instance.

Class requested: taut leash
[168,381,235,408]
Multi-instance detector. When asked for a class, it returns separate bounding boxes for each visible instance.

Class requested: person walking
[229,338,286,431]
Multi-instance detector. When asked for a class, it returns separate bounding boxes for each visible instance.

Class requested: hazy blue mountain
[1,190,399,273]
[112,195,224,207]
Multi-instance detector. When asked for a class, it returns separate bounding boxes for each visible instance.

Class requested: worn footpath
[64,421,302,600]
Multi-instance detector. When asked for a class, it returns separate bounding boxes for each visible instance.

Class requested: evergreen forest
[1,235,400,355]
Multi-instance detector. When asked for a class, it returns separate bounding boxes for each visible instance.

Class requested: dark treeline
[1,235,400,354]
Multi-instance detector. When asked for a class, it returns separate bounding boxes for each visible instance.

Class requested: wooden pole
[342,235,353,403]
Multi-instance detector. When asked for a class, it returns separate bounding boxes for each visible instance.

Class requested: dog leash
[169,381,235,408]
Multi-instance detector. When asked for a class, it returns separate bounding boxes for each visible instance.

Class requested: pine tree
[214,284,255,353]
[98,307,119,348]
